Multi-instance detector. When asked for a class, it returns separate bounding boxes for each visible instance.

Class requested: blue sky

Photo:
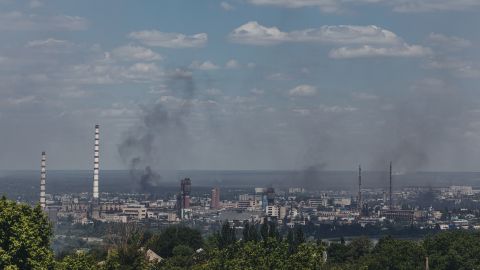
[0,0,479,171]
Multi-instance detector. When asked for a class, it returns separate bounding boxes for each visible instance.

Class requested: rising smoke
[371,78,467,173]
[118,70,195,191]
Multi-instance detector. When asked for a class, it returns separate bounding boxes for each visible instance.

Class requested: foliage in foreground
[0,196,54,270]
[4,197,480,269]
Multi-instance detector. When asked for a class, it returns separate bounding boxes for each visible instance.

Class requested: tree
[346,236,372,261]
[55,252,97,270]
[424,231,480,270]
[241,221,258,242]
[242,221,250,242]
[0,196,55,269]
[363,236,425,270]
[148,226,203,258]
[218,221,236,249]
[157,245,195,269]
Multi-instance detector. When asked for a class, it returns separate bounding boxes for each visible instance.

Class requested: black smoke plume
[118,70,195,191]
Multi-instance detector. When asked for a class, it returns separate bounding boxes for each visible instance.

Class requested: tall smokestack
[93,124,99,200]
[40,151,46,209]
[358,165,362,213]
[389,161,393,210]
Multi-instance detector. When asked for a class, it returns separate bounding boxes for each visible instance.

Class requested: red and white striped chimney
[40,151,46,209]
[93,124,99,200]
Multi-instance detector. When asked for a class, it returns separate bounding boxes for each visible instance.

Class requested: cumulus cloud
[230,22,407,45]
[230,21,430,58]
[111,45,162,62]
[0,12,88,31]
[128,30,207,48]
[289,84,317,97]
[189,60,219,70]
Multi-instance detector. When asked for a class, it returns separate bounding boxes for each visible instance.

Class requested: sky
[0,0,479,172]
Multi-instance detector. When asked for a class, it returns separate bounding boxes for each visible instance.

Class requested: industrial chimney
[389,161,393,210]
[93,124,99,201]
[358,165,362,213]
[40,151,46,209]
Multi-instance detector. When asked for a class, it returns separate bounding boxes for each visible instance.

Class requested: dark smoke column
[177,178,191,219]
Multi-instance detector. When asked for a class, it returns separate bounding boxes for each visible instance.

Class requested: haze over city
[0,0,479,173]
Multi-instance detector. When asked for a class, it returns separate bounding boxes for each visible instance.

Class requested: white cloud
[267,73,291,81]
[426,59,480,78]
[28,0,43,8]
[427,33,472,51]
[250,88,265,95]
[221,1,235,10]
[319,104,357,113]
[229,21,288,45]
[229,22,430,58]
[6,95,37,106]
[391,0,480,12]
[128,30,207,48]
[0,12,88,31]
[225,59,240,69]
[230,22,406,45]
[247,62,256,68]
[189,60,219,70]
[288,84,317,97]
[247,0,480,13]
[111,45,162,62]
[247,0,343,12]
[329,44,431,58]
[26,38,73,48]
[64,61,166,85]
[293,108,311,115]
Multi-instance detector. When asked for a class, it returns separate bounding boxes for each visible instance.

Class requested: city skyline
[0,1,478,172]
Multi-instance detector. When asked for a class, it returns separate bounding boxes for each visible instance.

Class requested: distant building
[266,205,279,218]
[308,198,326,208]
[380,209,414,223]
[211,187,220,209]
[288,187,305,194]
[449,186,473,196]
[122,204,147,220]
[239,194,255,201]
[237,200,258,210]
